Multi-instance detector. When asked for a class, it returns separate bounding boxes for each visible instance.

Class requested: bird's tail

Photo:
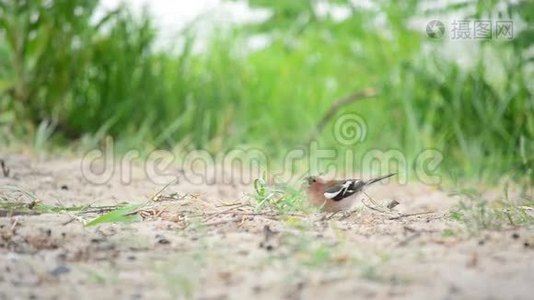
[365,173,396,186]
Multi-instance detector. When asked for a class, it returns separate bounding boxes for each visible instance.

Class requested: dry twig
[387,211,435,220]
[307,88,377,142]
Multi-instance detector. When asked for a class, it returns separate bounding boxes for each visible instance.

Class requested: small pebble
[157,238,170,245]
[131,293,142,300]
[50,265,70,277]
[155,234,170,244]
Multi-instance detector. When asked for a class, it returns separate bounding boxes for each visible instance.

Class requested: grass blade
[86,204,142,226]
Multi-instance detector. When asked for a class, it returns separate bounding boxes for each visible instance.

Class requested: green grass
[449,186,534,235]
[253,176,310,213]
[85,204,142,226]
[0,0,533,183]
[0,184,142,223]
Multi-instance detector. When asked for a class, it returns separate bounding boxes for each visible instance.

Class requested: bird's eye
[305,177,317,185]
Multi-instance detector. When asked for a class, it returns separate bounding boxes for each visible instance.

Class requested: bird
[304,173,396,212]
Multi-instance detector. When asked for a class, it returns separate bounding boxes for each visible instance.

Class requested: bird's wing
[324,180,365,201]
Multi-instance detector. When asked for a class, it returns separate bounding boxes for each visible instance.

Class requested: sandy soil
[0,154,533,300]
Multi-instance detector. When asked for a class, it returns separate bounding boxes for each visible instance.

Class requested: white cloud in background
[98,0,271,48]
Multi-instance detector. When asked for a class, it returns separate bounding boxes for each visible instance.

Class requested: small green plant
[449,187,534,235]
[155,253,203,300]
[441,228,458,238]
[253,176,309,213]
[84,265,120,285]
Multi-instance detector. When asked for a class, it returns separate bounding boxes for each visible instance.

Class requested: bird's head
[303,176,325,191]
[304,176,316,186]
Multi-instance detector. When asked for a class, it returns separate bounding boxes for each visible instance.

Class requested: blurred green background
[0,0,532,182]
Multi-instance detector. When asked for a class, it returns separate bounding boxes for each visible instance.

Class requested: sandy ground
[0,154,533,300]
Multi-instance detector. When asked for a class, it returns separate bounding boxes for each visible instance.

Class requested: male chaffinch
[304,173,396,212]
